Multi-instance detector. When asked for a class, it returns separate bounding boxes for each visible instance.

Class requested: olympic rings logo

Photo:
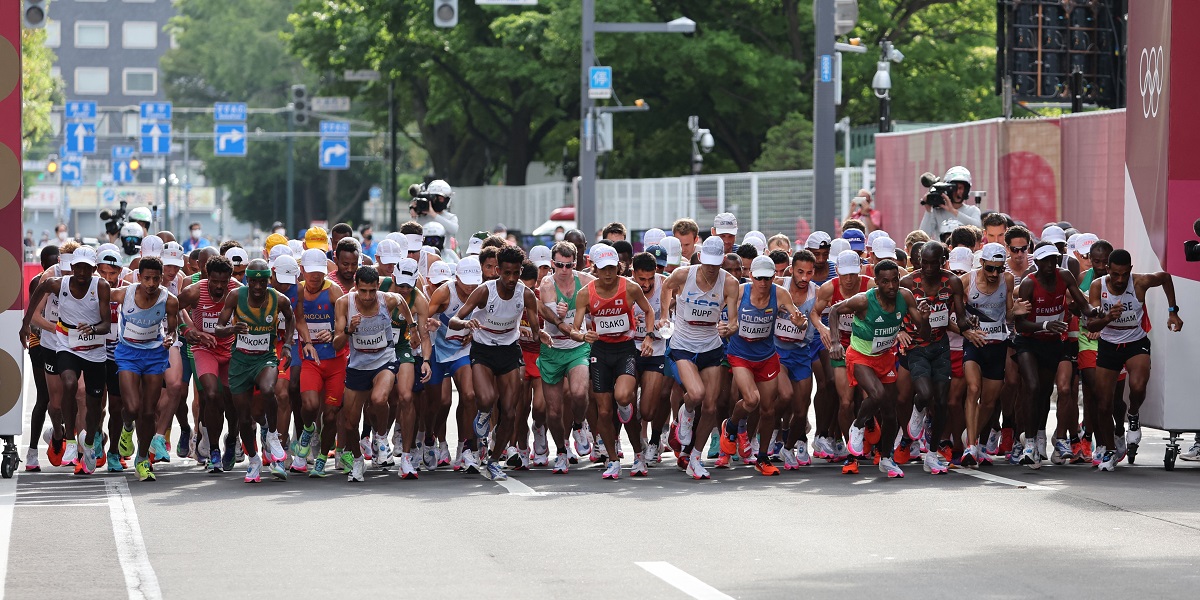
[1140,46,1164,119]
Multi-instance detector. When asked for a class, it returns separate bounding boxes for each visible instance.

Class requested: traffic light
[129,154,140,173]
[46,154,58,175]
[22,0,47,29]
[434,0,458,28]
[291,84,308,126]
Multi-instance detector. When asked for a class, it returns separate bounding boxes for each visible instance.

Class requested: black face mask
[363,234,372,241]
[431,198,449,213]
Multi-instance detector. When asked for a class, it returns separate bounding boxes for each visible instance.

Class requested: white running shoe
[531,451,549,467]
[1036,430,1048,461]
[266,431,287,464]
[572,424,592,456]
[552,453,569,474]
[372,434,393,467]
[779,448,800,470]
[847,424,866,456]
[592,439,607,462]
[245,455,262,483]
[437,442,451,467]
[794,441,812,466]
[359,436,373,461]
[1020,440,1040,469]
[1127,413,1142,445]
[348,456,365,482]
[63,439,79,466]
[922,452,948,475]
[616,402,634,424]
[812,436,834,459]
[1114,436,1128,463]
[878,457,904,478]
[422,443,437,470]
[483,461,507,481]
[630,453,648,477]
[644,442,660,465]
[601,460,621,480]
[906,406,926,440]
[1051,438,1072,465]
[985,429,1000,455]
[473,410,493,438]
[1097,450,1118,472]
[24,447,38,471]
[79,434,97,474]
[506,445,523,468]
[1181,440,1200,461]
[677,405,696,446]
[461,448,480,474]
[533,425,548,456]
[290,453,306,473]
[685,456,710,480]
[397,453,418,479]
[831,439,850,461]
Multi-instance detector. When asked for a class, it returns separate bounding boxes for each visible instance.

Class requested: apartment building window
[74,67,109,95]
[123,68,157,95]
[75,21,109,49]
[44,21,60,48]
[122,21,157,49]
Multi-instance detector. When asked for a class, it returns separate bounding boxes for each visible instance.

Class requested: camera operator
[919,166,981,239]
[847,189,883,234]
[408,179,459,237]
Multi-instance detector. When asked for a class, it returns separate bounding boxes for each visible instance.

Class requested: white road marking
[105,479,162,600]
[0,475,15,600]
[953,468,1056,491]
[636,561,734,600]
[494,477,545,496]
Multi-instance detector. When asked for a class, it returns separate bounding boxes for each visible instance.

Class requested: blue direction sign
[65,101,97,120]
[820,54,833,83]
[319,121,351,136]
[65,122,97,154]
[369,186,382,200]
[213,102,247,122]
[111,145,135,161]
[112,160,134,183]
[318,138,350,170]
[140,123,172,155]
[214,123,247,157]
[140,101,173,122]
[60,157,83,183]
[588,66,613,99]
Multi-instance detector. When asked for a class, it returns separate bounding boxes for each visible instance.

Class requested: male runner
[427,255,482,472]
[385,258,433,478]
[296,248,348,477]
[631,251,669,466]
[775,250,821,469]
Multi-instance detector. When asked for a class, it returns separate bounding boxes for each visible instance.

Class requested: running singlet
[277,283,299,344]
[433,282,471,363]
[775,278,817,350]
[470,280,526,347]
[1098,276,1147,344]
[118,284,168,349]
[910,273,951,345]
[1078,268,1098,353]
[105,280,127,360]
[192,279,240,359]
[670,267,727,354]
[967,269,1008,343]
[347,294,395,371]
[726,283,779,362]
[1022,274,1067,341]
[849,288,906,357]
[37,266,64,352]
[633,274,666,357]
[302,280,343,361]
[55,276,106,362]
[542,275,585,350]
[831,276,872,349]
[518,286,541,354]
[233,287,278,355]
[587,278,635,344]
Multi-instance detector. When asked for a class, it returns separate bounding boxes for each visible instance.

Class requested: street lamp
[687,116,714,175]
[873,41,903,133]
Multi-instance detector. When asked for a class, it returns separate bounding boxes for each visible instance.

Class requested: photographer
[919,166,981,239]
[409,179,459,238]
[847,189,883,234]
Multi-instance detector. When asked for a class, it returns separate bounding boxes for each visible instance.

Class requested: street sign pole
[813,0,836,235]
[286,111,295,235]
[389,79,398,231]
[579,0,596,242]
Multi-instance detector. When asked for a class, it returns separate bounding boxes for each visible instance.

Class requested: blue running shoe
[150,434,170,464]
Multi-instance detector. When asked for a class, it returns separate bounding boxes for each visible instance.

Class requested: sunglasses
[1008,245,1029,253]
[552,261,573,269]
[753,275,773,282]
[982,265,1005,273]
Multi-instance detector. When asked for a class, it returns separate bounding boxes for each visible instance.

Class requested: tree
[22,27,59,153]
[752,112,814,172]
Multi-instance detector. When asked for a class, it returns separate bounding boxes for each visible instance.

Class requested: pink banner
[1061,111,1126,247]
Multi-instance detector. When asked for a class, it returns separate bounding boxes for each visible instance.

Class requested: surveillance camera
[700,131,714,153]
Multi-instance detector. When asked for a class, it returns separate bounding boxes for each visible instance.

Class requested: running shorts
[470,342,523,377]
[906,338,951,381]
[778,343,818,382]
[1012,336,1072,370]
[950,349,964,379]
[636,355,665,375]
[115,344,169,377]
[430,355,470,386]
[57,351,106,397]
[301,354,348,407]
[590,340,637,393]
[846,347,899,387]
[728,353,781,383]
[346,361,399,392]
[522,348,541,381]
[192,348,231,385]
[229,351,277,395]
[1097,337,1151,372]
[537,343,590,386]
[964,341,1008,381]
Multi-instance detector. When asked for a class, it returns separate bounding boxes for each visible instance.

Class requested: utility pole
[813,0,836,234]
[286,109,295,235]
[389,79,399,231]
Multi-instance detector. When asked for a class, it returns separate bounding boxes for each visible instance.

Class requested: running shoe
[245,455,262,483]
[106,452,124,472]
[517,449,531,471]
[437,442,451,467]
[959,446,977,467]
[1051,438,1072,465]
[506,446,523,469]
[685,456,710,480]
[222,445,236,472]
[1097,450,1117,472]
[359,436,374,462]
[473,410,493,438]
[937,442,954,465]
[893,441,912,465]
[1114,436,1128,463]
[118,426,135,458]
[1069,438,1083,464]
[592,439,607,463]
[79,435,97,474]
[135,457,155,482]
[532,451,549,467]
[719,420,737,457]
[150,434,170,464]
[289,454,308,474]
[177,425,192,459]
[630,453,648,477]
[602,460,621,480]
[847,423,865,456]
[372,434,392,467]
[906,406,926,440]
[1092,444,1104,467]
[676,405,696,446]
[552,453,569,474]
[1081,437,1094,463]
[339,451,354,474]
[705,430,720,459]
[864,419,882,446]
[1036,430,1048,461]
[1181,439,1200,461]
[572,424,592,456]
[234,436,245,464]
[841,457,859,475]
[667,424,682,456]
[24,447,39,472]
[483,461,507,481]
[754,459,780,476]
[985,429,1000,455]
[207,452,223,474]
[714,453,731,469]
[878,457,904,478]
[348,456,365,482]
[533,425,548,457]
[309,457,328,478]
[976,446,993,467]
[46,435,64,467]
[793,439,810,465]
[267,431,288,465]
[737,431,753,460]
[424,443,438,471]
[998,428,1014,455]
[296,425,315,459]
[779,448,800,470]
[811,436,830,459]
[461,448,481,474]
[269,460,288,481]
[644,442,660,465]
[1127,413,1141,445]
[398,453,419,480]
[1019,439,1038,468]
[63,437,79,467]
[831,439,850,462]
[616,402,633,424]
[922,452,948,475]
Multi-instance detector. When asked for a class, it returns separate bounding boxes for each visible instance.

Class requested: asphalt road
[2,369,1199,599]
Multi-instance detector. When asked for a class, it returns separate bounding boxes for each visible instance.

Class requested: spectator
[847,189,883,233]
[54,223,71,244]
[554,225,566,241]
[919,166,982,238]
[841,218,866,234]
[411,179,460,237]
[182,222,210,252]
[24,229,33,248]
[359,224,375,259]
[506,233,520,247]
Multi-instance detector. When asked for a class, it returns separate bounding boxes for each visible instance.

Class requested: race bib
[122,321,162,343]
[236,332,272,353]
[594,313,630,334]
[200,315,218,333]
[838,312,854,332]
[68,327,103,350]
[775,316,804,343]
[352,329,390,352]
[982,321,1006,341]
[684,303,718,323]
[929,307,949,328]
[872,333,896,354]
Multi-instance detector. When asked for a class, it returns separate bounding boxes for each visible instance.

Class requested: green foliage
[753,112,814,172]
[22,27,59,153]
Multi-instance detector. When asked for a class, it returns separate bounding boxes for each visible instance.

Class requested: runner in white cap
[427,255,483,472]
[528,245,553,282]
[712,212,738,253]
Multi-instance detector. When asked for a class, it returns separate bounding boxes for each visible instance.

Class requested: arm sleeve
[432,211,459,236]
[956,205,983,228]
[919,210,938,238]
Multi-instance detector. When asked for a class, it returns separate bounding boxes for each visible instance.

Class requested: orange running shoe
[46,437,64,467]
[755,460,780,476]
[714,453,732,468]
[894,444,911,465]
[872,448,881,465]
[938,443,954,465]
[737,432,752,460]
[841,457,859,474]
[864,419,882,445]
[719,420,737,457]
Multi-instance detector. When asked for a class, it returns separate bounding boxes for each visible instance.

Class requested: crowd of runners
[15,176,1189,483]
